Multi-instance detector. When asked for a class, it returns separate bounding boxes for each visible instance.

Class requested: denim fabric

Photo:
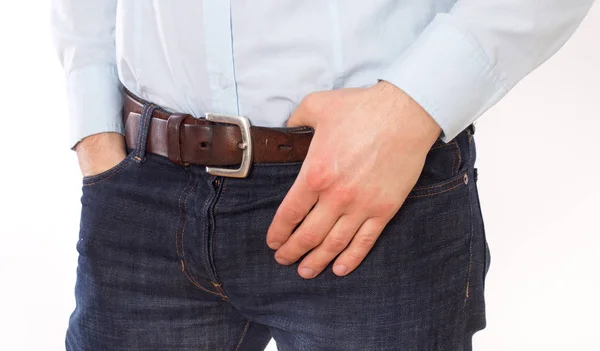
[66,109,490,350]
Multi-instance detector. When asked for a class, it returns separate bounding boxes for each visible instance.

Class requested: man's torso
[116,0,456,125]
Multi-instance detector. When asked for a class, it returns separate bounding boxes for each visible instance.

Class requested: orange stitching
[82,157,134,187]
[182,269,226,298]
[210,281,228,298]
[411,171,467,191]
[407,181,465,199]
[175,171,222,297]
[180,175,225,298]
[235,320,251,351]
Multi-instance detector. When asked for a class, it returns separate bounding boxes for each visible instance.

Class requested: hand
[75,132,127,177]
[266,81,442,279]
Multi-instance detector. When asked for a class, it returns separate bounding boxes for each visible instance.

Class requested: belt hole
[199,141,210,149]
[278,145,292,151]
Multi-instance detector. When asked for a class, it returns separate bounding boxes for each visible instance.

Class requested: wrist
[75,132,127,177]
[373,80,442,147]
[75,132,126,155]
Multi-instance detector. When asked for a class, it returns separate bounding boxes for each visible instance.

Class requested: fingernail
[268,241,282,250]
[275,256,292,265]
[299,267,316,279]
[333,264,348,276]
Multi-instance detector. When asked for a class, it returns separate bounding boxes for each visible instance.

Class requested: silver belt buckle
[204,113,253,178]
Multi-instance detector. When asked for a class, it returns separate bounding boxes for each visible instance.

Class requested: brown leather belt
[123,90,313,177]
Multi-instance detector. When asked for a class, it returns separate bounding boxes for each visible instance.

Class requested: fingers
[266,177,318,250]
[273,200,342,272]
[296,214,365,279]
[332,218,385,276]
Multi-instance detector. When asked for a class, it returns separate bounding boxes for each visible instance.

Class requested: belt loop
[133,102,158,163]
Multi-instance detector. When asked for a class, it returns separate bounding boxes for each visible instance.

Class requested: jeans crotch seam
[182,269,226,298]
[210,281,229,300]
[234,320,251,351]
[175,170,223,298]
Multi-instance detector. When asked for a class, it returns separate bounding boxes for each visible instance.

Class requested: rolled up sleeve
[51,0,123,149]
[381,0,595,142]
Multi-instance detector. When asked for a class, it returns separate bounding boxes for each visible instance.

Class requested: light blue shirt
[52,0,595,148]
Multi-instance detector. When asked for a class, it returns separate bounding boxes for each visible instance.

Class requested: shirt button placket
[202,0,239,115]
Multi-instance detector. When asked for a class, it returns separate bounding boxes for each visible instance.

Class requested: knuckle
[325,234,349,252]
[372,201,398,216]
[331,186,356,207]
[355,233,377,250]
[301,92,324,114]
[345,249,366,261]
[278,206,305,224]
[305,162,335,191]
[298,231,322,248]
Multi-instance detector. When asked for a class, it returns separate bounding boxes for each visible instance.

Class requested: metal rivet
[463,174,469,185]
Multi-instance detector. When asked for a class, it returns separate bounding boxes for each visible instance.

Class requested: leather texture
[123,90,314,166]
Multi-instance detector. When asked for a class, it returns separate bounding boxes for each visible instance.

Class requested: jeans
[66,105,490,351]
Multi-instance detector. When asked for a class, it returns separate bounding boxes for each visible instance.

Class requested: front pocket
[82,152,137,187]
[406,138,469,199]
[407,170,469,199]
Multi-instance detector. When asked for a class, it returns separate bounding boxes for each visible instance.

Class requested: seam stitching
[407,180,465,199]
[234,320,251,351]
[177,171,224,298]
[411,170,466,191]
[82,157,134,186]
[211,179,227,282]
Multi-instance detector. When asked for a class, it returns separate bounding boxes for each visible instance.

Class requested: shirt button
[216,74,229,89]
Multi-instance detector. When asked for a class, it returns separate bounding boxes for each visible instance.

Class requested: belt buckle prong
[204,113,252,178]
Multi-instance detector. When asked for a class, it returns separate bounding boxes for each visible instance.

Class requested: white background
[0,2,598,350]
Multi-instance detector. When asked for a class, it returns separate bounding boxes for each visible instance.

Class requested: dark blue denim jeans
[66,108,490,350]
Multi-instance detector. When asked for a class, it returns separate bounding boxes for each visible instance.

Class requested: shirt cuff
[66,65,124,149]
[380,15,508,142]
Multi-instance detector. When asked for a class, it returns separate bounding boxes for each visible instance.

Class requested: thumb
[286,107,310,128]
[286,94,321,128]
